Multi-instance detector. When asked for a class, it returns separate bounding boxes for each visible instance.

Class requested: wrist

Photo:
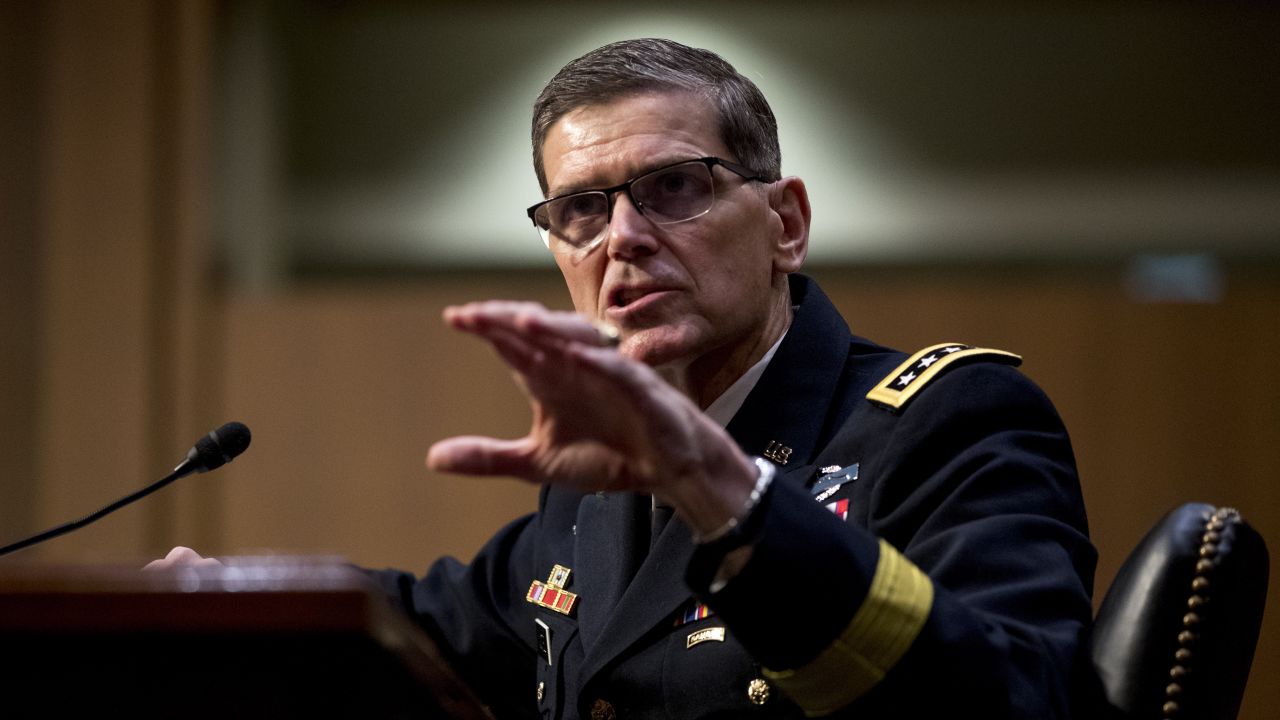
[692,457,777,544]
[685,458,778,596]
[660,447,758,537]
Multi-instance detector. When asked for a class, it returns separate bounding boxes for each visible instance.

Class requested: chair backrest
[1091,503,1268,720]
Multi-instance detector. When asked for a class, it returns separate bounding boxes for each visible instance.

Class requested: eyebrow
[547,155,702,198]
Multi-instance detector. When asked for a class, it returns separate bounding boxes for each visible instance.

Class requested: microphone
[173,421,252,478]
[0,421,252,558]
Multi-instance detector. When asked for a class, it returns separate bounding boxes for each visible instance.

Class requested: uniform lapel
[580,509,696,678]
[726,276,855,466]
[573,491,649,652]
[578,465,816,680]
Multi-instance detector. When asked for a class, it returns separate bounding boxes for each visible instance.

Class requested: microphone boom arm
[0,421,251,558]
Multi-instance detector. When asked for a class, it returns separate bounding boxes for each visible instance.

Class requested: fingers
[444,301,614,350]
[444,301,630,401]
[567,341,667,404]
[483,323,546,375]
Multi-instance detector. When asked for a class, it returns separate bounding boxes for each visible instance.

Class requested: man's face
[540,91,795,379]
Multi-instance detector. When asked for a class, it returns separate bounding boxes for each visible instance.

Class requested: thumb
[427,435,536,479]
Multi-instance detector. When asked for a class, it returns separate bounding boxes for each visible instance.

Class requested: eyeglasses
[526,157,768,254]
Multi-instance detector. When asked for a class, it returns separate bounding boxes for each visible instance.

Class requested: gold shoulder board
[866,343,1022,412]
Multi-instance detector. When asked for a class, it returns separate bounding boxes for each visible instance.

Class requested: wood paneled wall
[0,0,218,560]
[0,2,44,542]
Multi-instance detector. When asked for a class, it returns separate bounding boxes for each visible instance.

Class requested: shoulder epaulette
[866,343,1022,412]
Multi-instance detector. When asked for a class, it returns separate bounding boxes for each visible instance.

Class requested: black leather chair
[1091,503,1269,720]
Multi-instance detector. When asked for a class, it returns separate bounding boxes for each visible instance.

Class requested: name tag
[686,626,726,649]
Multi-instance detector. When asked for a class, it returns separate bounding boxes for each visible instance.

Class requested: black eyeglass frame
[525,156,769,251]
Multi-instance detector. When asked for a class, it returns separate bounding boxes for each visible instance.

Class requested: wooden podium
[0,558,493,718]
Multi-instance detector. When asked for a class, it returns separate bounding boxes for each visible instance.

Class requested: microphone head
[184,421,252,474]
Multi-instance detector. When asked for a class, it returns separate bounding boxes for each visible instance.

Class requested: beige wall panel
[0,2,44,540]
[150,0,222,557]
[218,275,571,570]
[18,0,216,563]
[32,1,156,562]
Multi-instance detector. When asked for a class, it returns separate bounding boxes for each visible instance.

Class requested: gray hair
[531,38,782,194]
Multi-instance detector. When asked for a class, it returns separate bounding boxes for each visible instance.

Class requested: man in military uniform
[153,38,1095,718]
[369,38,1097,719]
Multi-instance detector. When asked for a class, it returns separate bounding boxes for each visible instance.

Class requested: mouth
[609,287,649,309]
[605,284,674,315]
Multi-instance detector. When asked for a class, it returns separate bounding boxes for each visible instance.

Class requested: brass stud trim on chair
[1162,506,1243,719]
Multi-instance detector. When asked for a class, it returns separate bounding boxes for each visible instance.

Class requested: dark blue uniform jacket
[369,275,1097,719]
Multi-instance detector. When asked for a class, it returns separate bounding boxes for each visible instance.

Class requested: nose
[605,190,660,259]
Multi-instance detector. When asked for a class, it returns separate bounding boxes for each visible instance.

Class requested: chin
[619,327,698,370]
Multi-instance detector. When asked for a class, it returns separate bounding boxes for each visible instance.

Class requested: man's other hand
[143,546,223,571]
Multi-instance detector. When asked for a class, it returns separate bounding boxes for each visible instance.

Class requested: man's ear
[769,176,811,274]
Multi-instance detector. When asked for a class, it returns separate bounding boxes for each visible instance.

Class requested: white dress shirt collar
[703,331,787,428]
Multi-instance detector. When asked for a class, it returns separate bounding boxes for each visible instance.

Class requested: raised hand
[425,301,755,534]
